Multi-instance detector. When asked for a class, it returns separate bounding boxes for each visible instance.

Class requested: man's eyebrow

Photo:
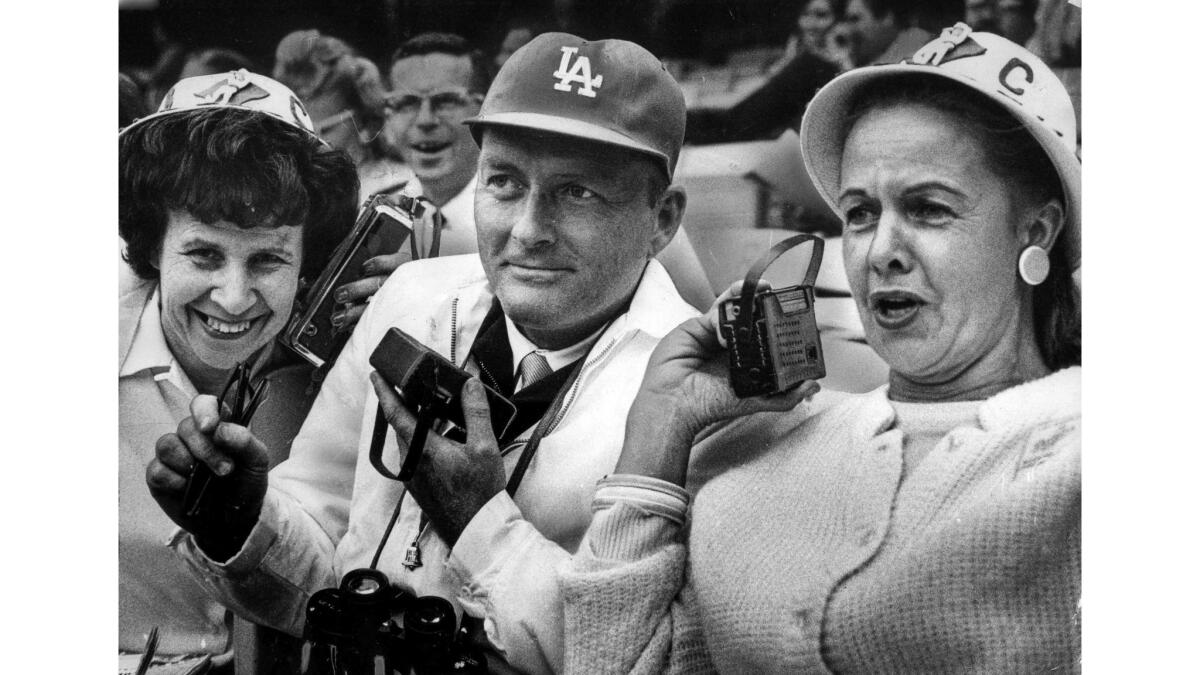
[902,181,969,200]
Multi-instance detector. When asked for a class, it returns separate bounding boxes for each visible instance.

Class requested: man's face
[382,53,482,195]
[964,0,998,32]
[474,127,680,349]
[844,0,898,66]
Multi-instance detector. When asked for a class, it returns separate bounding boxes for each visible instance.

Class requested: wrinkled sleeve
[451,474,714,675]
[170,283,385,636]
[562,476,714,674]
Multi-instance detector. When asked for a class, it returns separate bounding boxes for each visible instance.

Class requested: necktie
[517,352,553,391]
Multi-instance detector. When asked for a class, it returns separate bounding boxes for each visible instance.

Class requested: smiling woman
[117,71,358,664]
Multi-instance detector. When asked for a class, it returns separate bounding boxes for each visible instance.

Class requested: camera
[368,328,518,480]
[303,568,487,675]
[283,193,426,369]
[718,234,826,397]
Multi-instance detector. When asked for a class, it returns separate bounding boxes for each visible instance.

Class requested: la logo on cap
[553,46,603,98]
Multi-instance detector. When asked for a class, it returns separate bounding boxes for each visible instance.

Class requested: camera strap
[505,356,586,496]
[734,233,824,337]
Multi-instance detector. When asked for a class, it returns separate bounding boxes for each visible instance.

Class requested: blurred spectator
[963,0,997,31]
[843,0,932,65]
[493,14,557,71]
[119,73,148,129]
[273,29,412,198]
[1028,0,1080,66]
[380,33,489,216]
[178,47,255,80]
[784,0,847,63]
[142,43,189,109]
[331,32,494,331]
[1026,0,1081,137]
[996,0,1037,45]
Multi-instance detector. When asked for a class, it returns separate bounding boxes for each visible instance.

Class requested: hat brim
[119,105,328,146]
[800,64,1081,270]
[466,112,673,177]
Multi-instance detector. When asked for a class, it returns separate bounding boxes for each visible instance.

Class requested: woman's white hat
[800,23,1080,270]
[120,69,324,143]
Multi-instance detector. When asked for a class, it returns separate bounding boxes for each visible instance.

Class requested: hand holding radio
[369,372,507,546]
[615,290,820,484]
[331,249,409,331]
[617,234,828,485]
[146,394,270,561]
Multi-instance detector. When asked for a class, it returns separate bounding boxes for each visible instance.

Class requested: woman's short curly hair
[119,107,360,282]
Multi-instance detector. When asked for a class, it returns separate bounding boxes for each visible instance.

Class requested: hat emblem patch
[194,75,270,108]
[553,46,603,98]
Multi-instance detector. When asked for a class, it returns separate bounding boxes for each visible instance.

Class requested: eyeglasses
[384,89,483,119]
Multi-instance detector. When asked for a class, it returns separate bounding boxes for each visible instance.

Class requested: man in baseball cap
[157,33,697,674]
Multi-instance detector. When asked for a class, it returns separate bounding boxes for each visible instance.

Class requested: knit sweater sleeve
[560,490,717,675]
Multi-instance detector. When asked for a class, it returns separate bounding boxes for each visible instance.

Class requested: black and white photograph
[13,0,1193,671]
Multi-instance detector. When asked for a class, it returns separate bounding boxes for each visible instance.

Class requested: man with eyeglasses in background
[333,32,491,331]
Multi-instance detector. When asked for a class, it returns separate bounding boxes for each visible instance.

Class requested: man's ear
[648,186,687,258]
[1019,198,1065,252]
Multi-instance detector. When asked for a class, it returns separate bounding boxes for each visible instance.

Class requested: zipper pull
[402,540,423,570]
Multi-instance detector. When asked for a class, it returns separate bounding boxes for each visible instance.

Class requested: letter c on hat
[999,57,1034,96]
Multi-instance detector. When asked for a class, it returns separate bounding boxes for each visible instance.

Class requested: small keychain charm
[402,540,423,570]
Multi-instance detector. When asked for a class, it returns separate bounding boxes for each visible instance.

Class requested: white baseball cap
[120,69,323,143]
[800,23,1080,270]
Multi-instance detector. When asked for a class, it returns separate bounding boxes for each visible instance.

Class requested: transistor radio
[282,193,425,369]
[718,234,826,397]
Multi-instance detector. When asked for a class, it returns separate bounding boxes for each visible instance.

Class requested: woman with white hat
[560,24,1080,673]
[118,69,358,667]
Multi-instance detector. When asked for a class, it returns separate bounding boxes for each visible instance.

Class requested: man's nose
[509,192,558,249]
[210,265,257,316]
[414,97,439,127]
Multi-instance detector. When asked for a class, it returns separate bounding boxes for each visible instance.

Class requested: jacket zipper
[449,297,459,365]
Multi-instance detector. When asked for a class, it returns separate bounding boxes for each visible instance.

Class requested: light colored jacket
[562,367,1082,674]
[173,253,699,674]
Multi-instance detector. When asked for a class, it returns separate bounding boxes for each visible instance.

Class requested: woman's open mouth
[192,308,257,338]
[868,291,925,330]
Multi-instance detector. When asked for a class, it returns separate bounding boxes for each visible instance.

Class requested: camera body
[717,234,826,398]
[283,194,425,369]
[369,328,517,441]
[303,568,486,675]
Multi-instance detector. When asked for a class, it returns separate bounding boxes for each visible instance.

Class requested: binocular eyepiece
[303,568,486,675]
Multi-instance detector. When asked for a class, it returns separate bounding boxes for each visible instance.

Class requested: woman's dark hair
[843,74,1080,370]
[119,107,360,282]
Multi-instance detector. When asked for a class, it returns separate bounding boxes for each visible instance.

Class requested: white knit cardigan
[562,367,1081,674]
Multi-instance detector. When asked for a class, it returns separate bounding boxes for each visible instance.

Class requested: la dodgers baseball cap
[465,32,686,179]
[120,69,324,143]
[800,24,1081,270]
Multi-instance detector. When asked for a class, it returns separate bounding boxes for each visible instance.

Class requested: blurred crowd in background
[119,0,1081,148]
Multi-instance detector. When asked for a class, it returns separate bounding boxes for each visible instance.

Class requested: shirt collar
[119,286,197,396]
[438,174,476,228]
[504,314,605,377]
